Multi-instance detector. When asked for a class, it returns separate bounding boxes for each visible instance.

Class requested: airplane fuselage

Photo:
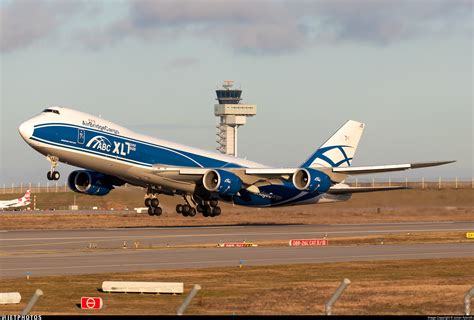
[19,107,341,207]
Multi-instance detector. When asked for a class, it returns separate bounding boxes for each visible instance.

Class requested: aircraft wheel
[151,198,159,208]
[189,208,196,217]
[52,171,60,180]
[176,204,183,213]
[154,207,162,216]
[47,171,53,181]
[202,206,210,217]
[148,207,154,216]
[145,198,152,207]
[196,204,203,213]
[210,200,218,207]
[182,205,190,217]
[213,206,221,216]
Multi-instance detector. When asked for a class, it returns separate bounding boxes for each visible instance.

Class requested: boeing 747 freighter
[19,107,453,217]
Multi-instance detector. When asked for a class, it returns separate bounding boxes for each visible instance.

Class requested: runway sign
[289,239,329,246]
[218,243,257,247]
[466,232,474,239]
[81,297,103,309]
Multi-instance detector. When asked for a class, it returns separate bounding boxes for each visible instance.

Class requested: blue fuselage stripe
[31,123,324,206]
[32,124,243,169]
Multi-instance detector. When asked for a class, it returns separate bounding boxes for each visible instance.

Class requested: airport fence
[345,177,474,190]
[0,179,472,194]
[0,182,140,194]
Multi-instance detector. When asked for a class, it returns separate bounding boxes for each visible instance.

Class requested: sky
[0,0,472,186]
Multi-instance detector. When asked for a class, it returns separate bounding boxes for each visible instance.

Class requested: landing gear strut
[46,155,60,181]
[144,186,162,216]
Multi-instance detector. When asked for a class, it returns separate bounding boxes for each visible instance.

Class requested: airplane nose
[19,119,34,141]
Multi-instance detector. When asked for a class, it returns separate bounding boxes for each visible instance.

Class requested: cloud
[2,0,471,54]
[0,0,84,53]
[95,0,310,54]
[101,0,471,53]
[311,0,472,45]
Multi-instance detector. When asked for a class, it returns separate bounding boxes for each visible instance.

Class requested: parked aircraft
[0,190,31,210]
[19,107,453,217]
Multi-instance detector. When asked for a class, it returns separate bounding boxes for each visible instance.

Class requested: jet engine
[292,168,332,193]
[202,169,242,196]
[67,170,124,196]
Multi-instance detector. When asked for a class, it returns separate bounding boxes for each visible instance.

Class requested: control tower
[214,80,256,157]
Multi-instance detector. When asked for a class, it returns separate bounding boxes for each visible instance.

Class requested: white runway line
[1,228,472,243]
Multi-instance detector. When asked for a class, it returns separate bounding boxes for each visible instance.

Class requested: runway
[1,221,473,278]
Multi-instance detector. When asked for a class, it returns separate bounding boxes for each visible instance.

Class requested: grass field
[1,189,473,315]
[1,189,472,230]
[1,257,472,315]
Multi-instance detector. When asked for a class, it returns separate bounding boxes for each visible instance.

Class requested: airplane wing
[152,160,454,185]
[330,160,455,175]
[151,165,346,186]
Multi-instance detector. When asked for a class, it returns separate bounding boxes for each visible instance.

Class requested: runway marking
[1,250,473,273]
[1,228,471,249]
[328,221,461,226]
[103,226,246,231]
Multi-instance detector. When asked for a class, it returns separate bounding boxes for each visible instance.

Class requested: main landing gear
[144,186,162,216]
[175,194,196,217]
[46,155,60,181]
[175,195,221,218]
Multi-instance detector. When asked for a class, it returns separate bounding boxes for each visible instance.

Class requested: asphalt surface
[1,221,473,278]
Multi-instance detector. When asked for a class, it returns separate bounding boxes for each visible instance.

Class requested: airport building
[214,81,257,157]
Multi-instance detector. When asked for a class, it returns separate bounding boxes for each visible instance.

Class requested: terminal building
[214,81,256,157]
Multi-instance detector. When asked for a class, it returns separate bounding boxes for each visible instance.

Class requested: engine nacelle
[68,170,123,196]
[292,168,332,193]
[202,169,242,196]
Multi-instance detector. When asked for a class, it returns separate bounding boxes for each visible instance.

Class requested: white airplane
[0,189,31,210]
[18,107,453,217]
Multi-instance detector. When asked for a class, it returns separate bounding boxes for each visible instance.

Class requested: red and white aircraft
[0,190,31,210]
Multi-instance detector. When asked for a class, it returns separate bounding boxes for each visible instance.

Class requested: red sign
[81,297,103,309]
[289,239,329,246]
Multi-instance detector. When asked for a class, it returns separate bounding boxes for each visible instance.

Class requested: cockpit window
[42,109,60,115]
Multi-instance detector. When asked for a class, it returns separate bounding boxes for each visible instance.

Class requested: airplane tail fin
[22,189,31,202]
[300,120,365,168]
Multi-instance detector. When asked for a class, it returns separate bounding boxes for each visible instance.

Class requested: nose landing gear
[46,155,60,181]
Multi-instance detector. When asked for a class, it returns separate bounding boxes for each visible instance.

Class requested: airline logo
[86,136,136,156]
[86,136,112,152]
[19,190,31,203]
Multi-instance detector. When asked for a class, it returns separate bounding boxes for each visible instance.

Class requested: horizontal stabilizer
[331,160,455,175]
